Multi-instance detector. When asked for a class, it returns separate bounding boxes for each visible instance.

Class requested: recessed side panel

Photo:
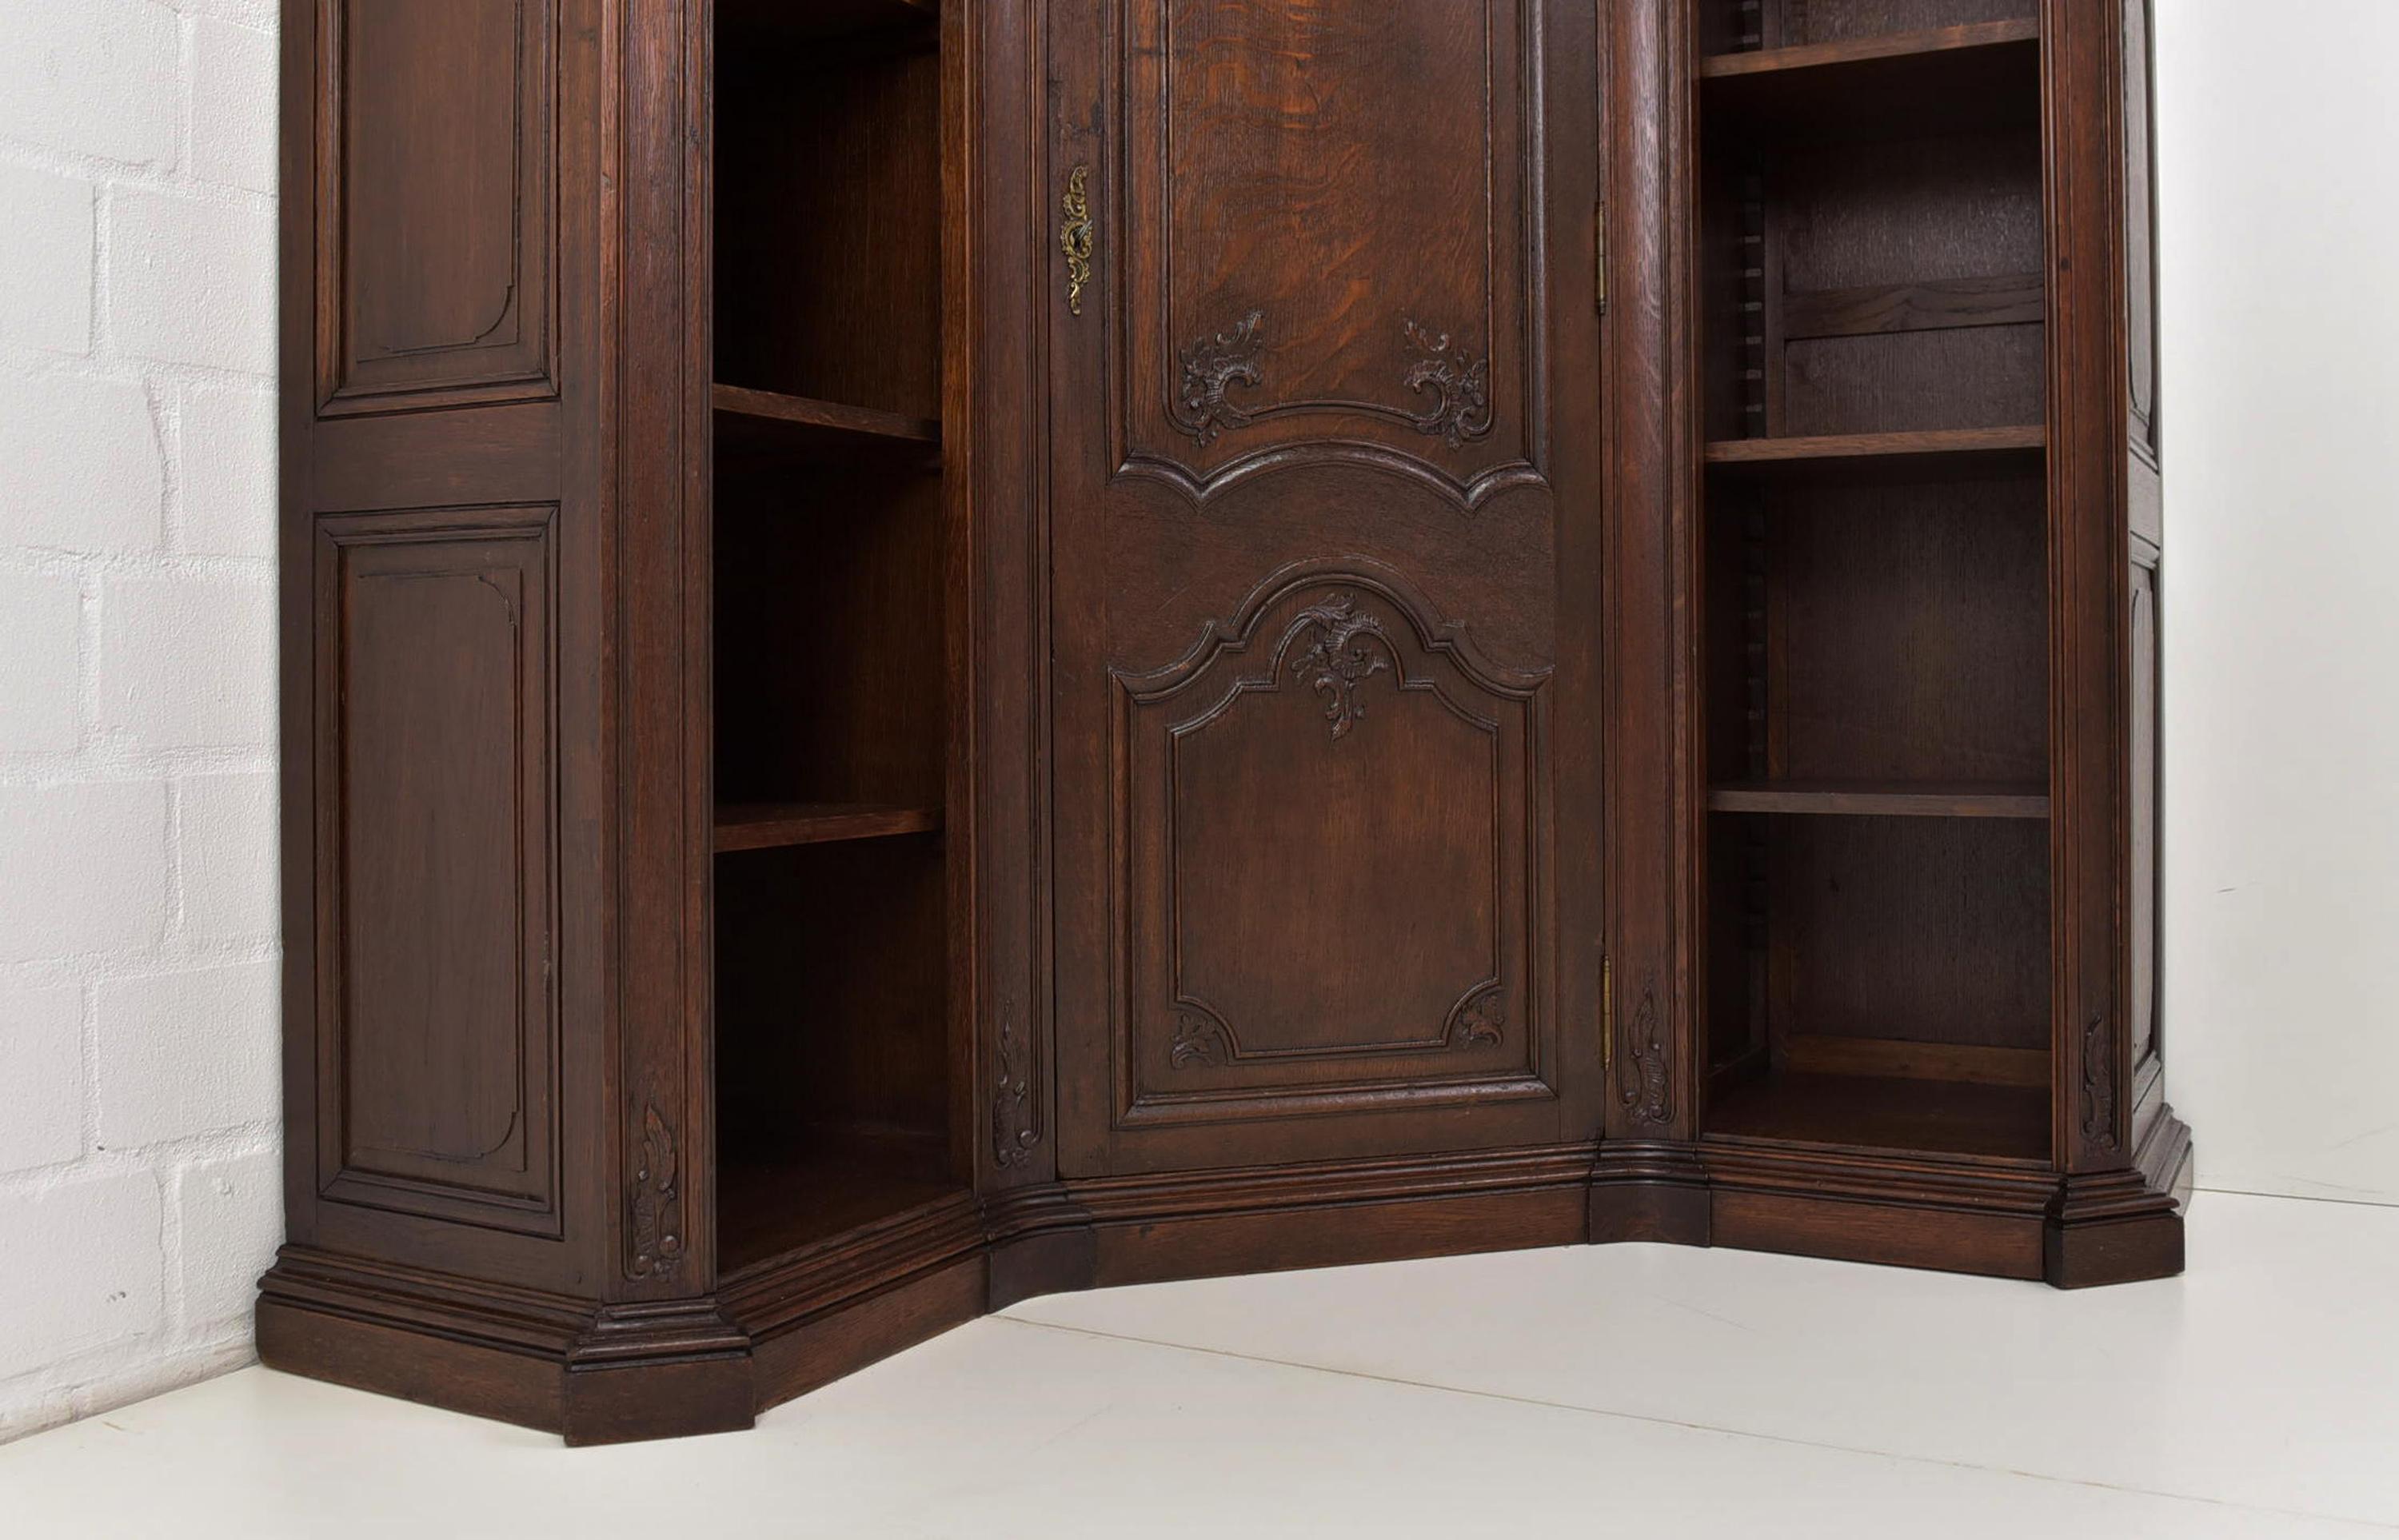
[2122,0,2159,461]
[2129,556,2159,1070]
[314,506,561,1235]
[317,0,559,413]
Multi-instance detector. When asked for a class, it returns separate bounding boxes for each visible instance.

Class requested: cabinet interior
[709,0,962,1274]
[1697,0,2052,1162]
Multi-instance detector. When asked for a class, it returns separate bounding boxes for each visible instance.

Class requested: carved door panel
[1048,0,1608,1175]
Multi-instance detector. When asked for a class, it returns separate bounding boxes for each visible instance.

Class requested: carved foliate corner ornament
[1170,1011,1231,1069]
[626,1103,685,1280]
[1617,980,1671,1127]
[1400,321,1495,448]
[992,998,1040,1168]
[1450,983,1506,1049]
[1288,593,1395,740]
[2082,1015,2118,1150]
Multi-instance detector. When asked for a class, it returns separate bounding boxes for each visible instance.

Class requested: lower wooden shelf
[717,1127,962,1275]
[1706,1071,2049,1163]
[715,802,943,853]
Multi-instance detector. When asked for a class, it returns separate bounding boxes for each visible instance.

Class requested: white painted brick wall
[0,0,279,1445]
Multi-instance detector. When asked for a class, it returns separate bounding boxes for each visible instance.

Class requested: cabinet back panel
[1770,473,2047,783]
[1771,815,2050,1051]
[714,38,942,417]
[1782,326,2043,436]
[1779,131,2042,293]
[715,838,950,1150]
[713,465,947,808]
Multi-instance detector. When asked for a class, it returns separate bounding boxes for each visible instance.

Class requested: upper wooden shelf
[1708,780,2050,820]
[717,0,936,47]
[1705,426,2044,481]
[713,385,940,465]
[715,801,943,855]
[1702,21,2041,140]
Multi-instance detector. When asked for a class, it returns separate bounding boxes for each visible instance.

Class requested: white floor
[2,1191,2394,1538]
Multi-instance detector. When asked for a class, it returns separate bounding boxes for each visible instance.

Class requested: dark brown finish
[268,0,2186,1445]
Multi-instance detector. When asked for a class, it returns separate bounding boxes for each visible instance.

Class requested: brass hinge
[1594,199,1609,314]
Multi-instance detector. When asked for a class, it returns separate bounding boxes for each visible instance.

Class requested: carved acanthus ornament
[626,1104,685,1280]
[1618,983,1670,1126]
[992,998,1040,1168]
[2082,1016,2118,1149]
[1288,594,1395,741]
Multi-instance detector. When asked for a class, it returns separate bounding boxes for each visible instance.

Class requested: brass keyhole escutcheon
[1060,164,1094,317]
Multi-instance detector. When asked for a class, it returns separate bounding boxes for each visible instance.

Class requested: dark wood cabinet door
[1046,0,1607,1175]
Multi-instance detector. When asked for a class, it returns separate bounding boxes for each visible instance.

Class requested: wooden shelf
[1702,21,2041,140]
[716,0,936,47]
[715,802,942,854]
[1705,426,2045,481]
[1709,780,2050,820]
[713,385,940,465]
[1706,1071,2049,1163]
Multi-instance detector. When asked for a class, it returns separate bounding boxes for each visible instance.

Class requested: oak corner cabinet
[263,0,2188,1443]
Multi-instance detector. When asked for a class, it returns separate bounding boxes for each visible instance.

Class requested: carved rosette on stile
[626,1103,685,1281]
[2081,1015,2118,1150]
[992,997,1040,1168]
[1289,594,1395,740]
[1400,320,1495,448]
[1618,980,1670,1127]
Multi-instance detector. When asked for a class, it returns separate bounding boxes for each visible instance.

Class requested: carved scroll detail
[2082,1015,2118,1149]
[1288,594,1395,741]
[1177,310,1267,446]
[1170,985,1501,1072]
[626,1103,685,1280]
[1618,983,1670,1126]
[992,997,1040,1168]
[1401,320,1495,447]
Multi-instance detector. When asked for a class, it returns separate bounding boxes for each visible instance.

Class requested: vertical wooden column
[2041,0,2189,1287]
[1591,0,1711,1245]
